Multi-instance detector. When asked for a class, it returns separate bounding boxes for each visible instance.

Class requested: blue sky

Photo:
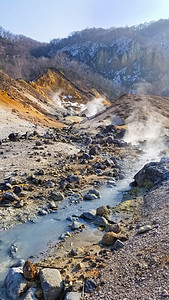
[1,0,169,42]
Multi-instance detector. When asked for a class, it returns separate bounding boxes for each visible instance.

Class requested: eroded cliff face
[59,39,169,93]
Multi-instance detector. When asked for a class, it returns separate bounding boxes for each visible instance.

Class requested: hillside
[0,69,111,137]
[33,19,169,96]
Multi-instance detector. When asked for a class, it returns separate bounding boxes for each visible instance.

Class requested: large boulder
[134,161,169,187]
[40,268,63,300]
[5,267,27,299]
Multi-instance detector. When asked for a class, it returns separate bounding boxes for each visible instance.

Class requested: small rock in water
[82,210,96,220]
[84,278,97,293]
[96,205,109,217]
[10,243,18,258]
[71,221,84,231]
[137,225,152,234]
[94,216,108,227]
[88,189,101,198]
[83,193,97,200]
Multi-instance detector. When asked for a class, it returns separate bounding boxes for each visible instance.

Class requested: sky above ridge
[1,0,169,42]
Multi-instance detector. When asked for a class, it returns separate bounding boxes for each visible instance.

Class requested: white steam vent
[83,97,105,117]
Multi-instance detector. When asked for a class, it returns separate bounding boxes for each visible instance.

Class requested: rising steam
[84,97,105,117]
[123,97,169,162]
[52,91,63,108]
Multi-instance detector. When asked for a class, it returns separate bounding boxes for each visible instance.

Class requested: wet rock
[39,209,48,216]
[82,209,96,220]
[94,216,108,227]
[137,225,152,234]
[9,243,18,258]
[106,136,114,144]
[83,193,97,200]
[23,260,37,280]
[102,232,118,246]
[84,278,97,293]
[5,267,27,299]
[8,132,20,142]
[96,205,109,217]
[23,288,37,300]
[50,191,64,201]
[64,291,81,300]
[0,182,12,191]
[48,201,58,210]
[88,189,100,198]
[71,221,84,231]
[2,191,18,202]
[105,223,121,234]
[12,259,25,268]
[40,268,63,300]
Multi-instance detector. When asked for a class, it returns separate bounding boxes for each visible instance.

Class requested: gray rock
[50,191,64,201]
[137,225,152,234]
[82,210,96,220]
[113,239,125,250]
[71,221,84,231]
[0,182,12,191]
[84,278,97,293]
[83,193,97,200]
[94,216,108,226]
[10,243,19,258]
[67,175,80,183]
[39,209,48,216]
[40,268,63,300]
[64,291,81,300]
[23,288,38,300]
[48,201,58,210]
[2,191,18,202]
[88,189,100,198]
[5,267,27,299]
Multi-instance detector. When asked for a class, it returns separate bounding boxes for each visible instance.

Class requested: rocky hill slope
[0,69,110,138]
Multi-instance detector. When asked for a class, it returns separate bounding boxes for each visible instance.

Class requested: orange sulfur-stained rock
[23,260,37,280]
